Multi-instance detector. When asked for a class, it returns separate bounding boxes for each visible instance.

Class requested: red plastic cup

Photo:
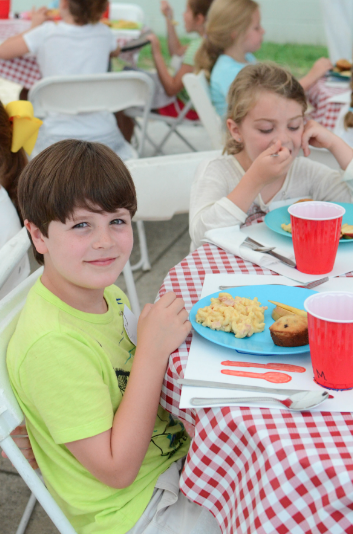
[304,292,353,390]
[288,201,345,275]
[0,0,10,18]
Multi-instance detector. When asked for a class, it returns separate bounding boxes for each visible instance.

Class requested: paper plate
[190,285,316,355]
[264,202,353,243]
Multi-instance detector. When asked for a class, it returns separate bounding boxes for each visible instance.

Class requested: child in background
[195,0,332,117]
[0,0,133,160]
[146,0,213,117]
[189,62,353,250]
[7,140,221,534]
[334,75,353,147]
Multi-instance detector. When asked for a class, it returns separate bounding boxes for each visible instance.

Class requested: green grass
[112,37,329,79]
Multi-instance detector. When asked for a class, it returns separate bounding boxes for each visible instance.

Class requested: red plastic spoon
[221,360,305,373]
[221,369,292,383]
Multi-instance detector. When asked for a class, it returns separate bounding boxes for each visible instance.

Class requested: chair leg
[16,492,37,534]
[131,221,151,272]
[122,261,141,316]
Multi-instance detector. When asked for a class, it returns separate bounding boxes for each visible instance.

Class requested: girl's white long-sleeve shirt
[189,154,353,250]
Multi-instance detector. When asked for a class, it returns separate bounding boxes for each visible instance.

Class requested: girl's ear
[227,119,242,142]
[195,13,205,27]
[24,220,49,256]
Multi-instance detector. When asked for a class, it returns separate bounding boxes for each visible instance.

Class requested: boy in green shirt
[6,140,220,534]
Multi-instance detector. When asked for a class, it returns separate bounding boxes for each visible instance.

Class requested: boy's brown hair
[18,140,137,265]
[225,62,307,155]
[68,0,108,25]
[0,100,27,216]
[189,0,214,17]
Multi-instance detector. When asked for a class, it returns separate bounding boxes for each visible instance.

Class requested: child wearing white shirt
[0,0,133,160]
[189,63,353,250]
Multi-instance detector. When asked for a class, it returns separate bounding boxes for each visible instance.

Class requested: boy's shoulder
[8,279,129,361]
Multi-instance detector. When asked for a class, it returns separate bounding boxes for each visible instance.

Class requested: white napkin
[202,226,295,269]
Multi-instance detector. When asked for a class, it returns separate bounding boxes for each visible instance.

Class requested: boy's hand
[30,7,49,28]
[137,292,191,365]
[301,120,336,156]
[250,140,293,186]
[161,1,173,19]
[1,424,38,470]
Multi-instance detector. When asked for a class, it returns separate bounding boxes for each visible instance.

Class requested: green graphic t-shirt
[7,279,190,534]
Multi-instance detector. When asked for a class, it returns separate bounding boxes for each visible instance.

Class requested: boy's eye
[73,222,88,229]
[110,218,125,225]
[289,126,300,131]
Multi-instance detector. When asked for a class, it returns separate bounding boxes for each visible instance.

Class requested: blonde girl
[189,62,353,250]
[195,0,332,117]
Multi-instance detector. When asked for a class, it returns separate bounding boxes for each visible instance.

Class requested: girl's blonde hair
[224,62,308,155]
[343,70,353,129]
[194,0,258,79]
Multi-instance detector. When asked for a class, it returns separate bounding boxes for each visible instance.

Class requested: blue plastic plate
[264,202,353,243]
[190,285,316,355]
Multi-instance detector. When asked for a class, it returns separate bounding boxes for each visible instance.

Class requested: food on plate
[270,315,309,347]
[341,223,353,239]
[282,221,353,237]
[271,305,295,321]
[109,20,140,29]
[335,58,352,71]
[281,222,292,233]
[268,300,307,317]
[294,198,313,203]
[195,292,267,339]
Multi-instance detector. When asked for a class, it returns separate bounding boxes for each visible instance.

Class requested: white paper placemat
[180,274,353,412]
[241,223,353,283]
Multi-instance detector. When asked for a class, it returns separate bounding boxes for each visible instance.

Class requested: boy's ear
[24,220,49,256]
[227,118,242,143]
[195,13,205,27]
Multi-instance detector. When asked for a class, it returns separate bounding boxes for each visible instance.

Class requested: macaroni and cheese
[196,292,267,339]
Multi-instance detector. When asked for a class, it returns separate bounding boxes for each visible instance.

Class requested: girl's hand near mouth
[302,119,353,170]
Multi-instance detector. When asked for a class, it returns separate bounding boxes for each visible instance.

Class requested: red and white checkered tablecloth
[0,19,140,89]
[306,78,350,131]
[158,243,353,534]
[0,20,41,89]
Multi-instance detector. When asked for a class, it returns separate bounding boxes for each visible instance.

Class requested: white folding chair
[182,71,224,150]
[126,100,202,156]
[0,269,77,534]
[126,150,221,271]
[29,71,155,157]
[109,2,145,23]
[0,227,31,300]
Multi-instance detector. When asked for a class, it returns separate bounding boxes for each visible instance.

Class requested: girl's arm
[0,34,29,60]
[299,57,332,91]
[161,1,186,57]
[65,293,191,489]
[147,34,192,96]
[302,120,353,170]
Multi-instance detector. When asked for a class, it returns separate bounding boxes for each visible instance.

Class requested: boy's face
[30,206,133,292]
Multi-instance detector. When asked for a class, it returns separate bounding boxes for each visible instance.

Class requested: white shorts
[126,459,221,534]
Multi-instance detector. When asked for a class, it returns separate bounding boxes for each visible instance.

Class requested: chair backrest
[126,150,221,221]
[29,71,154,156]
[0,268,42,440]
[182,71,223,150]
[0,227,30,290]
[0,227,31,300]
[29,71,154,117]
[109,2,145,23]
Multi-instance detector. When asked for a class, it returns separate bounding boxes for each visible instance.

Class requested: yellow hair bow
[6,101,43,156]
